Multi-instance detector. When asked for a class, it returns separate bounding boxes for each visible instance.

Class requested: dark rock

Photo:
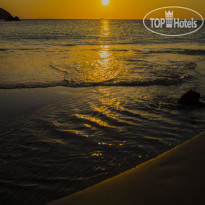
[5,16,21,21]
[178,90,205,107]
[0,8,13,20]
[0,8,20,21]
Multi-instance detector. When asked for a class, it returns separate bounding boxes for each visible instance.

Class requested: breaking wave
[0,74,190,89]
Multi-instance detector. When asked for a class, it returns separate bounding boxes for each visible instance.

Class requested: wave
[0,48,42,52]
[62,44,77,47]
[0,48,9,51]
[0,81,67,89]
[142,48,205,55]
[0,75,189,89]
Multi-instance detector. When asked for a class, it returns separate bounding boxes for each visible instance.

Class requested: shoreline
[49,131,205,205]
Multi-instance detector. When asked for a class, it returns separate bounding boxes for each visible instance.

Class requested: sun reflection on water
[89,88,123,131]
[92,20,115,80]
[91,45,118,83]
[53,20,125,85]
[101,19,110,37]
[99,45,111,60]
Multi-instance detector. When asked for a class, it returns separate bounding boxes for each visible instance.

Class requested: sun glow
[102,0,109,6]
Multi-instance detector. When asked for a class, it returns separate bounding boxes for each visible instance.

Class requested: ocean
[0,19,205,204]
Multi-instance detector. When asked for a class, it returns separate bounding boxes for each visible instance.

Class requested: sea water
[0,19,205,204]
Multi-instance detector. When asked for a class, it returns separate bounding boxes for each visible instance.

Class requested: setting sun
[102,0,109,6]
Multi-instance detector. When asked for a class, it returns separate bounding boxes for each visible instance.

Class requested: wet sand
[49,131,205,205]
[0,86,74,119]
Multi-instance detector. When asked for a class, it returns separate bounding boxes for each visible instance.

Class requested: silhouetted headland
[0,8,21,21]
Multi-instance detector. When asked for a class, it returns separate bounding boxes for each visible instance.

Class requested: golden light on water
[101,20,110,36]
[90,20,117,82]
[98,20,111,69]
[76,114,113,128]
[54,20,123,86]
[99,45,110,60]
[102,0,110,6]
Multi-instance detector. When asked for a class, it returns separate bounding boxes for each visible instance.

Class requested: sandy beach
[49,131,205,205]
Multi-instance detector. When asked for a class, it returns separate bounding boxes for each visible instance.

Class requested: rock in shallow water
[178,90,205,108]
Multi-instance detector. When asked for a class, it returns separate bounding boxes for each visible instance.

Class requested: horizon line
[18,18,143,20]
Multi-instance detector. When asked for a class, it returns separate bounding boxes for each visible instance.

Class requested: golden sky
[1,0,205,19]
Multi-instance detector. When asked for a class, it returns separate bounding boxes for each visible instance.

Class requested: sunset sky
[1,0,205,19]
